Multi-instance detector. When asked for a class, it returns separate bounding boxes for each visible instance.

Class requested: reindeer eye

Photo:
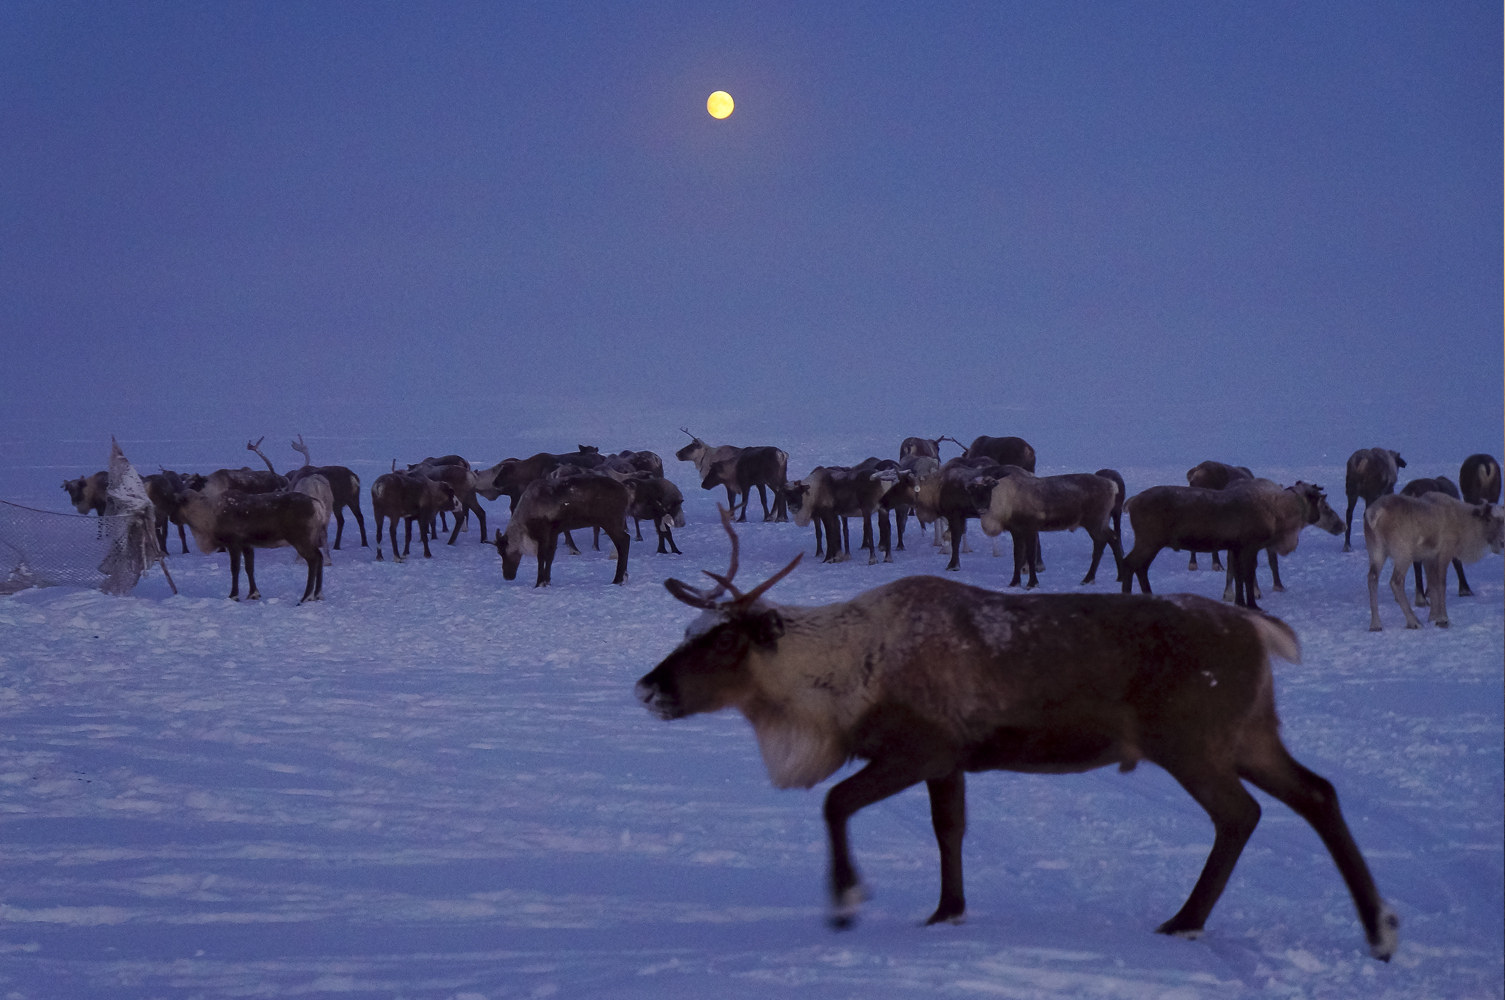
[713,630,739,653]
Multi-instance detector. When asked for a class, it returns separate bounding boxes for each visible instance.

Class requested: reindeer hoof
[1404,621,1420,630]
[924,901,966,926]
[1369,624,1383,632]
[829,885,867,929]
[1369,904,1400,962]
[1459,586,1474,597]
[1155,915,1204,939]
[1434,619,1450,629]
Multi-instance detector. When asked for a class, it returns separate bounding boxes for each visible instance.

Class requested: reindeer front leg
[823,758,929,929]
[243,547,261,600]
[227,545,243,600]
[925,770,967,925]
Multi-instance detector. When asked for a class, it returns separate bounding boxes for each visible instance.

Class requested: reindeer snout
[634,677,678,719]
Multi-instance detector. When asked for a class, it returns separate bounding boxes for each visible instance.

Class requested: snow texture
[0,442,1500,999]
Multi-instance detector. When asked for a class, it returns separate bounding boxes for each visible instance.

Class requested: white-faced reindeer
[1364,493,1504,631]
[636,511,1397,959]
[675,430,743,510]
[61,471,109,515]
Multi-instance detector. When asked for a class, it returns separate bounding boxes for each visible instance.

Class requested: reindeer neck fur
[732,598,894,790]
[504,516,539,556]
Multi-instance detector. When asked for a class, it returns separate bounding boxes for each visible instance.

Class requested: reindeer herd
[55,431,1504,957]
[60,433,1502,628]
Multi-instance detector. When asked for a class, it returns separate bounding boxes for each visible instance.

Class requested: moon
[707,91,734,119]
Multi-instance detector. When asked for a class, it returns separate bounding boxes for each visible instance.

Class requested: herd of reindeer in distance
[60,431,1502,632]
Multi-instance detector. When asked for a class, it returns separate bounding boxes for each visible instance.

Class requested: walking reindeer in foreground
[636,511,1398,959]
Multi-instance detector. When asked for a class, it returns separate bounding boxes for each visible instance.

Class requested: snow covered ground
[0,440,1500,999]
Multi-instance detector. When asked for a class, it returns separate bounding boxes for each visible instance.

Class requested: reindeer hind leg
[1239,741,1397,960]
[1154,763,1261,938]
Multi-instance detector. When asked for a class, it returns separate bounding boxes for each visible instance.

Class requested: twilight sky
[1,1,1500,470]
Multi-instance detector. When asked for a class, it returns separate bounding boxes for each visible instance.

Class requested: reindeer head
[674,430,705,462]
[494,529,522,580]
[1477,503,1505,555]
[636,508,801,720]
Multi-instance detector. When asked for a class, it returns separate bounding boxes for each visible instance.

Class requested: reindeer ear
[751,609,784,647]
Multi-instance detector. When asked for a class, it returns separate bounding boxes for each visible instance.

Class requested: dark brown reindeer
[61,471,109,515]
[370,467,456,562]
[964,435,1037,472]
[411,462,488,546]
[143,470,193,553]
[495,475,631,586]
[635,512,1398,959]
[202,439,290,499]
[168,489,325,603]
[287,435,368,549]
[1343,448,1405,552]
[912,457,1007,571]
[1459,453,1501,505]
[1184,461,1254,570]
[786,464,898,564]
[621,473,686,554]
[1094,468,1127,540]
[702,446,790,522]
[1120,481,1337,610]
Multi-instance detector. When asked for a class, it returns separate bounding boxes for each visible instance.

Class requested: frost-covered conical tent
[97,436,169,595]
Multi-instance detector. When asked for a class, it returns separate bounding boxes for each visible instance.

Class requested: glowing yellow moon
[707,91,734,119]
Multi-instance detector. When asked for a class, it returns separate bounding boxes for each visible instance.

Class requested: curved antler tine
[701,569,746,601]
[664,578,722,610]
[733,552,804,608]
[717,504,739,585]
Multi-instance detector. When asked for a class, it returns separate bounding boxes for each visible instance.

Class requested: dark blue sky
[2,1,1500,469]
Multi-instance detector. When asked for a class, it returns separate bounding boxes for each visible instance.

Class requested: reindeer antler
[290,433,313,467]
[246,436,277,473]
[664,506,802,611]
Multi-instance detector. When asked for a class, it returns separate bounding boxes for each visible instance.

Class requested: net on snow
[0,438,168,596]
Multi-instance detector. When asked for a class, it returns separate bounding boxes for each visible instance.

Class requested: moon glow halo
[707,91,734,119]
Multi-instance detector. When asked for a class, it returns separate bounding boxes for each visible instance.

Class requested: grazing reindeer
[495,475,631,586]
[143,471,193,554]
[169,489,325,603]
[61,472,109,515]
[287,435,368,549]
[1364,493,1504,630]
[635,511,1398,958]
[1343,448,1405,552]
[1459,454,1501,505]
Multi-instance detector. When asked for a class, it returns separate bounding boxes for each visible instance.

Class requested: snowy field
[0,439,1500,1000]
